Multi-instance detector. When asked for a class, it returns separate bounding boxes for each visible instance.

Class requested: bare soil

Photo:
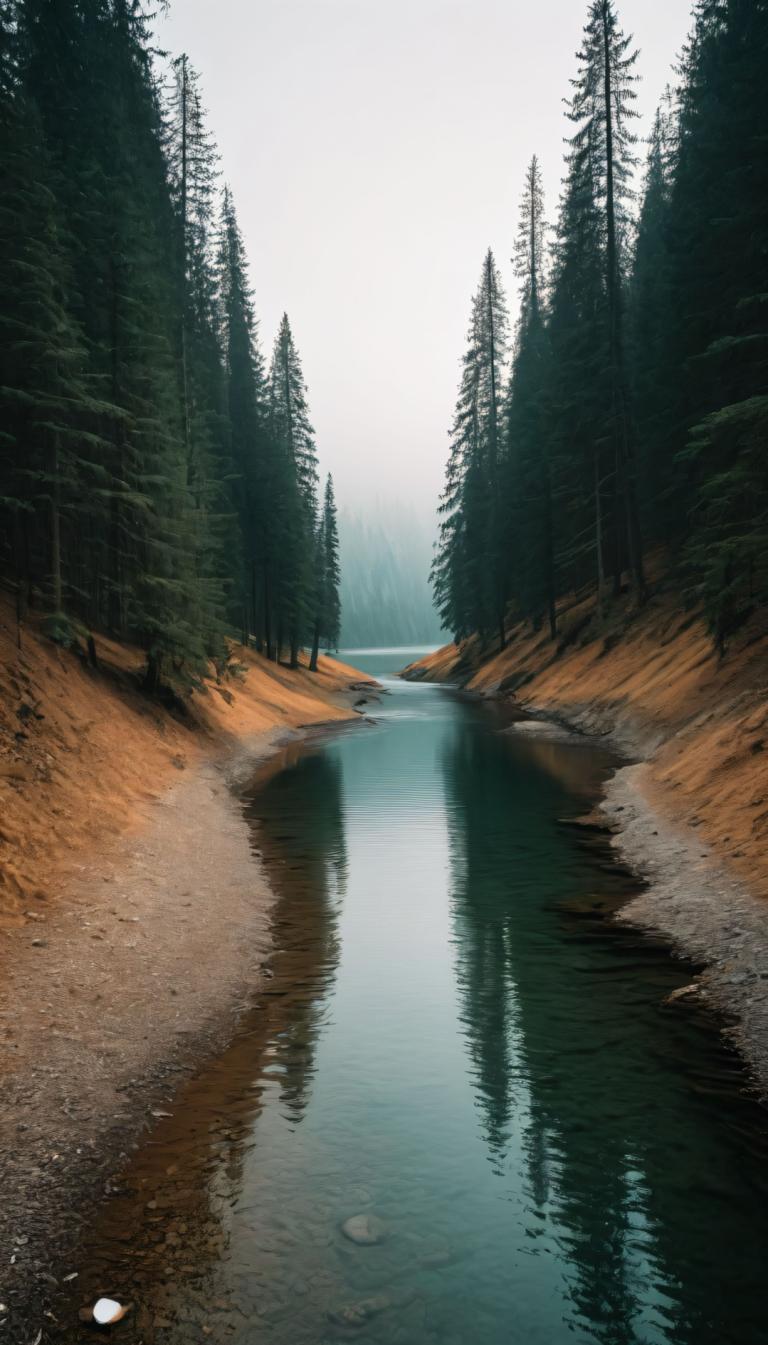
[405,579,768,1093]
[0,599,374,1338]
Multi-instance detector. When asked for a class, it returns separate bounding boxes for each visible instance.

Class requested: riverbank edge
[519,705,768,1097]
[0,676,378,1338]
[404,659,768,1100]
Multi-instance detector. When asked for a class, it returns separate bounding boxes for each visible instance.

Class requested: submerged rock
[328,1294,390,1327]
[341,1213,387,1245]
[664,983,700,1006]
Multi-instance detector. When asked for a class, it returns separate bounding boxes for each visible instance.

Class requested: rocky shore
[404,591,768,1097]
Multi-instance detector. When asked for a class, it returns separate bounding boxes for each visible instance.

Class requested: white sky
[157,0,693,518]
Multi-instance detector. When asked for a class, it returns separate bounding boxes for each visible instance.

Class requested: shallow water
[60,650,768,1344]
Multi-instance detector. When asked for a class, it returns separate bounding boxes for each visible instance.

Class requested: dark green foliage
[630,95,677,535]
[0,1,338,687]
[309,474,341,671]
[215,187,276,654]
[660,0,768,646]
[436,0,768,656]
[268,313,320,668]
[502,156,557,638]
[432,250,509,647]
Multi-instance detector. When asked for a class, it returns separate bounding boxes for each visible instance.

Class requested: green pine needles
[0,0,340,688]
[434,0,768,655]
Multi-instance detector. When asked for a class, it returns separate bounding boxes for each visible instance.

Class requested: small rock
[341,1213,387,1246]
[328,1295,390,1327]
[664,983,699,1006]
[93,1298,132,1325]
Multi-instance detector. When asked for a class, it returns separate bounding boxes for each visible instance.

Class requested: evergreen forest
[0,0,341,689]
[433,0,768,657]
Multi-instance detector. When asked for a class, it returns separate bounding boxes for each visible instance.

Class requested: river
[60,649,768,1345]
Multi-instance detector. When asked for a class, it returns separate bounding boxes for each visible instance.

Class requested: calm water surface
[61,649,768,1345]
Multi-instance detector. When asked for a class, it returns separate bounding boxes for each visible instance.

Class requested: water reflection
[56,742,347,1341]
[242,744,348,1124]
[55,660,768,1345]
[443,714,768,1345]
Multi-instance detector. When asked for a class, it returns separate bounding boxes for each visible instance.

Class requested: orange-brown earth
[406,585,768,900]
[0,595,374,1334]
[406,583,768,1093]
[0,598,368,926]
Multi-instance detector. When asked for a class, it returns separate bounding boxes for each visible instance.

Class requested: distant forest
[339,505,444,649]
[0,1,340,689]
[434,0,768,657]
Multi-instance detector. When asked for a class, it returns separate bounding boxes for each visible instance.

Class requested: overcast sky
[157,0,693,519]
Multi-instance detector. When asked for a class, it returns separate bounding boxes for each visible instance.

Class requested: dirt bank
[404,584,768,1091]
[0,598,375,1337]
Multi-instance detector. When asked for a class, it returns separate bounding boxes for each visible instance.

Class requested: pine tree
[0,82,97,636]
[430,0,768,660]
[630,93,677,538]
[665,0,768,648]
[433,286,482,642]
[309,474,341,671]
[216,188,274,651]
[503,156,557,638]
[567,0,644,598]
[268,313,319,667]
[432,251,509,646]
[164,53,236,662]
[0,1,344,690]
[545,109,612,615]
[12,0,218,686]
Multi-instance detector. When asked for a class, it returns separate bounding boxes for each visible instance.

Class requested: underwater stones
[328,1294,391,1327]
[341,1213,387,1245]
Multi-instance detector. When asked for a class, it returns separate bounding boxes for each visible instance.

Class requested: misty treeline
[434,0,768,656]
[0,0,340,690]
[340,504,444,648]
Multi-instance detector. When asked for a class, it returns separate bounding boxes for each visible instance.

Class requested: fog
[157,0,693,523]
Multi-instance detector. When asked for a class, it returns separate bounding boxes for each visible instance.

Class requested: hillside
[0,594,373,1324]
[0,597,367,927]
[405,586,768,901]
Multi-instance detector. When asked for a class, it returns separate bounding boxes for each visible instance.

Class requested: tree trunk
[264,567,274,661]
[309,619,321,672]
[178,56,192,474]
[289,633,300,670]
[143,650,163,695]
[250,560,258,645]
[543,458,557,641]
[594,447,605,626]
[51,434,62,614]
[602,0,644,602]
[108,254,125,637]
[13,515,27,651]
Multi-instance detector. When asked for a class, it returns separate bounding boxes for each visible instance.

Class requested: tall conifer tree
[433,251,508,645]
[503,156,557,637]
[268,313,319,666]
[309,474,341,671]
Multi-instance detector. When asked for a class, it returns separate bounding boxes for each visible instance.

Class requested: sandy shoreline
[0,657,377,1337]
